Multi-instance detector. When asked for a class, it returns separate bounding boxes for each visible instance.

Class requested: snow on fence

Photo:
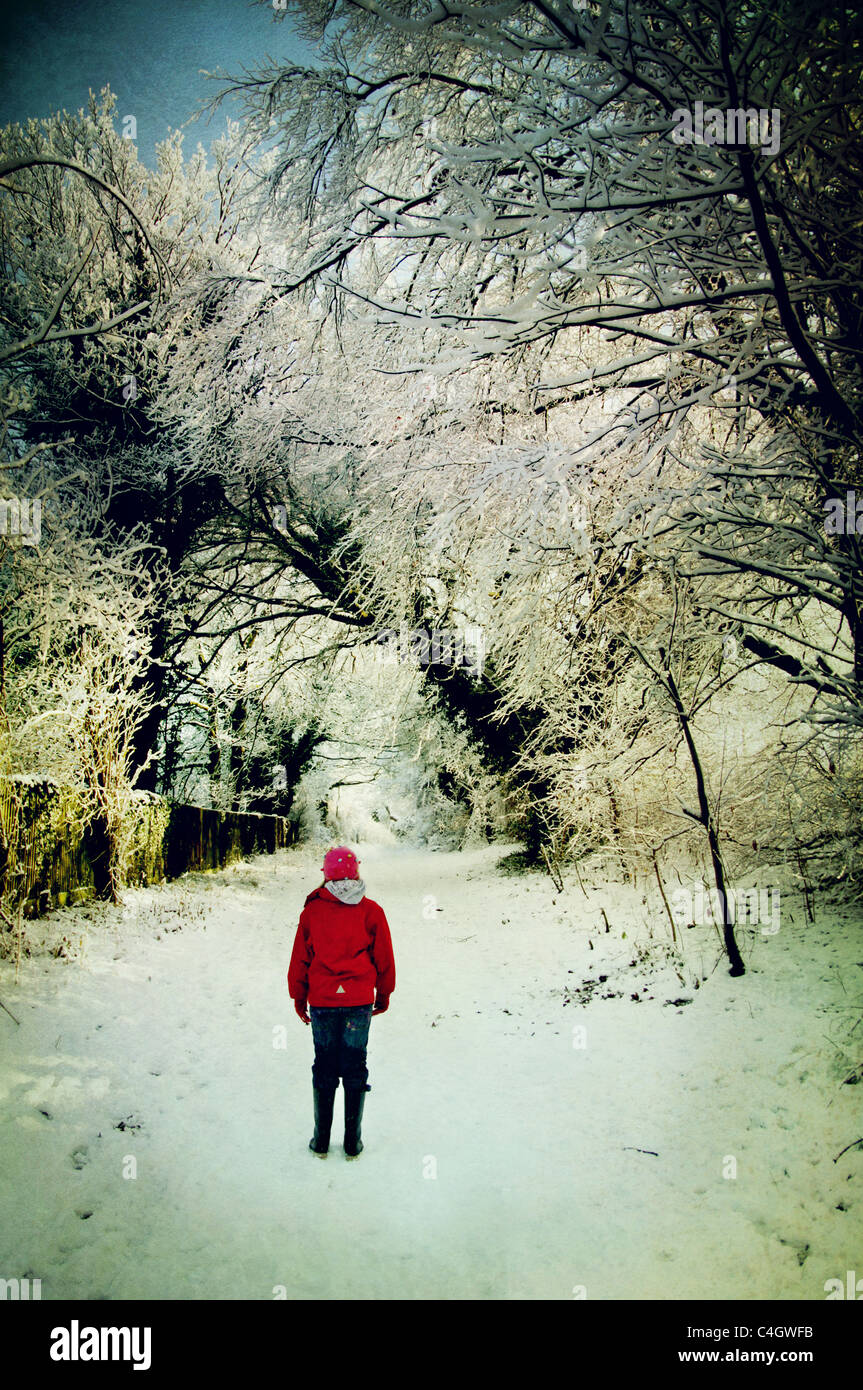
[0,778,297,918]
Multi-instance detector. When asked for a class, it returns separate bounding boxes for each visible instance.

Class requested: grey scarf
[325,878,366,905]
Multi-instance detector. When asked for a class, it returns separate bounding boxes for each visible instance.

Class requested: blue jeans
[310,1004,373,1091]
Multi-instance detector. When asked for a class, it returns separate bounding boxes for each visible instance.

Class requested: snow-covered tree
[228,0,862,726]
[1,92,269,791]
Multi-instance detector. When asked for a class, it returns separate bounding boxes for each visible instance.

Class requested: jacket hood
[323,878,367,906]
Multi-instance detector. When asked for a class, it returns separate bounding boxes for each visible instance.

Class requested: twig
[797,855,815,923]
[541,845,564,894]
[652,850,678,944]
[623,1147,659,1156]
[573,858,588,897]
[833,1137,863,1164]
[0,995,20,1025]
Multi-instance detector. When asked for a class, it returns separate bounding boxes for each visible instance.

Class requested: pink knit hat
[322,846,360,881]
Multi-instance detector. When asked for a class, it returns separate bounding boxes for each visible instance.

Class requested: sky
[0,0,316,167]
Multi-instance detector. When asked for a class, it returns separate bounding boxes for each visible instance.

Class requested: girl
[288,847,395,1158]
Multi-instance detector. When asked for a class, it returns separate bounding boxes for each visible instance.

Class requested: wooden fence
[0,778,298,918]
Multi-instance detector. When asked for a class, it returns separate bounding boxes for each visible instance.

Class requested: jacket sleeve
[287,911,313,1002]
[369,903,396,997]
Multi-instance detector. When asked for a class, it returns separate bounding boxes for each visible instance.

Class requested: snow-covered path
[1,842,860,1300]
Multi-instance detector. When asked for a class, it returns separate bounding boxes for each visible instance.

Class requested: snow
[0,841,860,1300]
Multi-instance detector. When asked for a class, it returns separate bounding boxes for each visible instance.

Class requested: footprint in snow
[71,1146,89,1170]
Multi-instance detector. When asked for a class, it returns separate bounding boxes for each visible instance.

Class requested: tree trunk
[660,652,746,977]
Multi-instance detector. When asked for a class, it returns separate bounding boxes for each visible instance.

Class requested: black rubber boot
[309,1084,337,1157]
[343,1083,370,1159]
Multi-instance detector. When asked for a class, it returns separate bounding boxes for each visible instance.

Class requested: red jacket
[288,885,396,1008]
